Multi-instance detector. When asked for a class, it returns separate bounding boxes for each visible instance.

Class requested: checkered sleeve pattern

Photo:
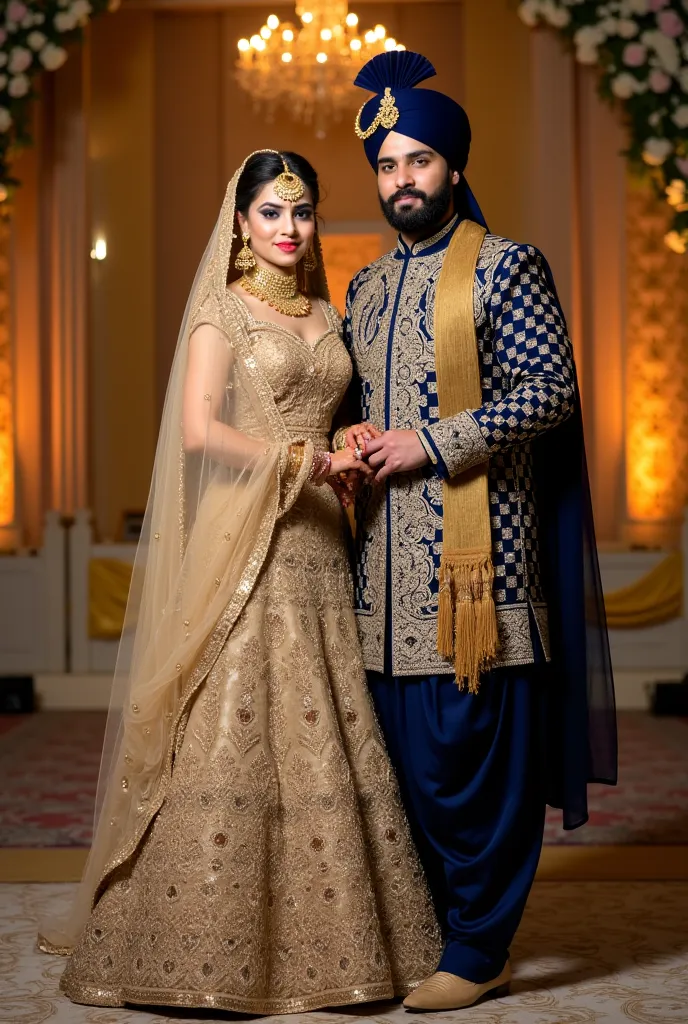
[426,244,575,477]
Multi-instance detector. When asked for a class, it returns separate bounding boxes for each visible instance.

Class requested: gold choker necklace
[240,266,311,318]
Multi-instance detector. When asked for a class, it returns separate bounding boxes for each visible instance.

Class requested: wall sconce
[90,238,107,261]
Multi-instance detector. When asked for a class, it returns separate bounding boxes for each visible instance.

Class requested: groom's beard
[378,175,454,234]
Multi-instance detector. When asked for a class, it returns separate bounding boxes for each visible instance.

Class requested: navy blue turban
[354,51,487,228]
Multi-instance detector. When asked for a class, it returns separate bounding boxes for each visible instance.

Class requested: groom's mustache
[387,188,428,204]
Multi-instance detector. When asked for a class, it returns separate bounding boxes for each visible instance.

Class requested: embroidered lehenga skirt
[59,481,441,1014]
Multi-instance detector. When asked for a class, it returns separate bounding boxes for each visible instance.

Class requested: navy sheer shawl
[534,263,617,830]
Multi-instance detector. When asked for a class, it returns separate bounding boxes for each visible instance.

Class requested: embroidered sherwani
[343,215,574,676]
[342,215,575,986]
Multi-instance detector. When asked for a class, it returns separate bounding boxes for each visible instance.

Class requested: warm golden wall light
[625,177,688,537]
[0,215,14,532]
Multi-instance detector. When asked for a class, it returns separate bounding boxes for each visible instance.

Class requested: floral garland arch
[0,0,118,205]
[518,0,688,253]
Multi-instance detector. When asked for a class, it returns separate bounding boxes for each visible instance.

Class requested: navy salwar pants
[367,664,547,984]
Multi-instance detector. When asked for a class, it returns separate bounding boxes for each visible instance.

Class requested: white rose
[518,0,541,27]
[577,45,600,64]
[626,0,649,13]
[672,105,688,128]
[21,14,34,28]
[40,44,69,71]
[0,108,12,133]
[617,19,639,38]
[642,136,673,165]
[546,3,571,27]
[8,46,32,74]
[33,13,45,24]
[642,30,680,75]
[8,74,30,98]
[5,22,17,34]
[612,72,640,98]
[648,110,662,126]
[54,11,77,32]
[600,17,619,34]
[27,31,47,51]
[575,25,607,47]
[70,0,92,24]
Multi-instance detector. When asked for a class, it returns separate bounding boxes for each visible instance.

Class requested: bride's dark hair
[235,151,320,214]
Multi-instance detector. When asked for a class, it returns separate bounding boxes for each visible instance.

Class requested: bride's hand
[344,422,383,455]
[329,448,373,478]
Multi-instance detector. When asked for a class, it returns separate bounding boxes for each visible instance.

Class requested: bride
[39,149,440,1014]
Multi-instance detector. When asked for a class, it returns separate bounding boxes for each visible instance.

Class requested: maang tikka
[273,158,305,203]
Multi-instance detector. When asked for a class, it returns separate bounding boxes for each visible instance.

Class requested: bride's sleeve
[184,317,317,514]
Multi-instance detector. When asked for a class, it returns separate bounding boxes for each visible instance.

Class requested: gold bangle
[286,443,305,480]
[332,427,349,452]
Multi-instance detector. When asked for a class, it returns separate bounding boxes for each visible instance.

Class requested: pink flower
[649,0,668,10]
[649,68,672,91]
[657,9,684,37]
[623,42,647,66]
[7,1,28,22]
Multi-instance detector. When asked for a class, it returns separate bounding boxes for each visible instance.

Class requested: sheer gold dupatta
[40,152,330,952]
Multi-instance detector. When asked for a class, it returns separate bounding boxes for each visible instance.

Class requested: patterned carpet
[2,881,687,1023]
[1,710,688,848]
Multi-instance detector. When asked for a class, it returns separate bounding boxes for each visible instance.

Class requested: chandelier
[236,1,406,139]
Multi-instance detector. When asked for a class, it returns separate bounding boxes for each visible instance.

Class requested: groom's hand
[365,430,429,482]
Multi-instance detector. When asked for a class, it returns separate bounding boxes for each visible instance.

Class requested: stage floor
[3,880,686,1023]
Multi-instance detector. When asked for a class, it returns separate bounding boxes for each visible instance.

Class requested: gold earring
[235,232,256,271]
[303,244,318,272]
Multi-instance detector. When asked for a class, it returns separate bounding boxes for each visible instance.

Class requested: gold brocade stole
[435,219,498,692]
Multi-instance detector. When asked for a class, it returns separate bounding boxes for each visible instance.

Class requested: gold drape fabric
[604,551,682,629]
[435,219,497,691]
[89,559,133,639]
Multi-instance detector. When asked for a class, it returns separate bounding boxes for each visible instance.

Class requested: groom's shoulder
[478,233,548,278]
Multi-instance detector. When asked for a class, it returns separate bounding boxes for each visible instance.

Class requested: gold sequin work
[59,297,440,1014]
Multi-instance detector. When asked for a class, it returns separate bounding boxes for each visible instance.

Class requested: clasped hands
[328,422,429,508]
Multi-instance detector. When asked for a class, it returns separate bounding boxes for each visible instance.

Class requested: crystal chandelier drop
[236,1,406,139]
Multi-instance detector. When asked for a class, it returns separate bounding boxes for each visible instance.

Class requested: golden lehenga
[55,289,441,1013]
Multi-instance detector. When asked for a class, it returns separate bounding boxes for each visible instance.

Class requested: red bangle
[309,450,331,485]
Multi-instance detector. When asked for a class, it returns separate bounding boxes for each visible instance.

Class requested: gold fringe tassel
[438,553,498,693]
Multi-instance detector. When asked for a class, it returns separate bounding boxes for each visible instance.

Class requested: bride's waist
[286,426,331,449]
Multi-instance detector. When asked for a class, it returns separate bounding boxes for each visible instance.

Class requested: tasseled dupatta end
[438,552,498,693]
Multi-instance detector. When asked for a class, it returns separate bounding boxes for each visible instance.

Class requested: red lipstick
[276,242,298,253]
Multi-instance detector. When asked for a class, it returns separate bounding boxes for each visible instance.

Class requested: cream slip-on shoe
[403,961,511,1012]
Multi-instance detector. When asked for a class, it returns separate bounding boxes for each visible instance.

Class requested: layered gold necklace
[240,265,311,318]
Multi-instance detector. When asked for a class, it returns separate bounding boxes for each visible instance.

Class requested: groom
[337,52,617,1011]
